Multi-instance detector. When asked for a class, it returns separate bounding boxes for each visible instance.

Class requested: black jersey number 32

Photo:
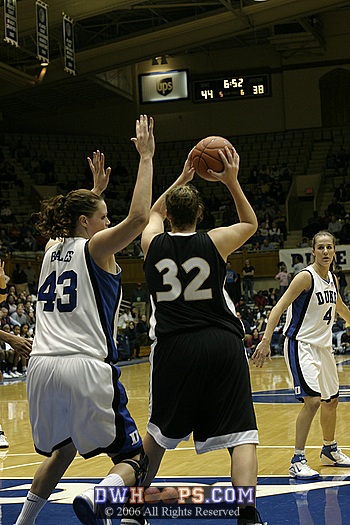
[155,257,213,302]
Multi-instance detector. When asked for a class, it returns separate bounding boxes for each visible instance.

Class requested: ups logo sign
[156,77,173,96]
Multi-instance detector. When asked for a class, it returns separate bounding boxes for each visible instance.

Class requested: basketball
[144,487,162,503]
[191,136,234,181]
[161,487,179,505]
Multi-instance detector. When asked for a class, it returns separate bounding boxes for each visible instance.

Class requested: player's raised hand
[207,146,240,185]
[179,151,195,184]
[131,115,155,159]
[89,150,111,195]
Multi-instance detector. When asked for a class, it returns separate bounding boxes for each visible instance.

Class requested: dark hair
[165,184,204,231]
[35,189,103,238]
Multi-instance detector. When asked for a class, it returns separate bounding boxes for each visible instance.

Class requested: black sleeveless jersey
[143,231,244,340]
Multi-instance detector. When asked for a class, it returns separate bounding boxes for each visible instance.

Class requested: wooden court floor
[1,354,350,524]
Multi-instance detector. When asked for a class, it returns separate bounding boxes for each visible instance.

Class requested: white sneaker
[289,455,319,479]
[73,487,112,525]
[2,372,12,379]
[0,432,9,448]
[321,444,350,467]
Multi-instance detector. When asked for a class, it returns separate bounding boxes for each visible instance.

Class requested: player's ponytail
[34,189,102,239]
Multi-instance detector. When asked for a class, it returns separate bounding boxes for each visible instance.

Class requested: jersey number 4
[155,257,212,302]
[37,270,77,312]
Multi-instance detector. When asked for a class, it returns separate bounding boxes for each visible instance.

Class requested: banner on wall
[36,1,49,63]
[4,0,18,47]
[63,13,75,75]
[279,246,350,272]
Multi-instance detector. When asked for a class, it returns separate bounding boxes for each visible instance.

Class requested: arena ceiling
[0,0,349,117]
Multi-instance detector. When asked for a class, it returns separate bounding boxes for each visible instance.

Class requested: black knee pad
[119,446,149,486]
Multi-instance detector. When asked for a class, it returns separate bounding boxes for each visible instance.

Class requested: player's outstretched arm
[252,271,311,367]
[0,331,32,358]
[90,115,155,262]
[207,147,258,260]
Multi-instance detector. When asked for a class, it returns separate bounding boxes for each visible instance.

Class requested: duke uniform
[284,265,339,401]
[143,231,258,453]
[28,237,142,459]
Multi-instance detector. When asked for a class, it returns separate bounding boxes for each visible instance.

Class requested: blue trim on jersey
[287,338,320,400]
[285,270,314,339]
[84,243,121,363]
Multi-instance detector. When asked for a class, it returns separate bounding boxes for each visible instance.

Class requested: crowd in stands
[0,282,36,379]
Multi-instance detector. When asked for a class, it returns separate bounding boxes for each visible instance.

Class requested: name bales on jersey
[50,250,74,263]
[315,290,337,305]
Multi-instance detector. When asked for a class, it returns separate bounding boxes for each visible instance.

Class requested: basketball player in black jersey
[123,147,266,525]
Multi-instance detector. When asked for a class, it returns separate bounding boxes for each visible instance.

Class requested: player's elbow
[127,211,149,233]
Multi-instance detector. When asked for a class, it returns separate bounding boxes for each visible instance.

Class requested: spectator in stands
[260,238,275,251]
[0,307,11,329]
[236,296,253,325]
[334,265,348,302]
[274,208,288,241]
[131,282,149,318]
[327,215,343,237]
[334,183,348,202]
[117,308,133,330]
[249,229,264,247]
[280,162,292,182]
[298,237,310,248]
[242,259,255,304]
[10,304,29,327]
[275,263,290,299]
[4,294,17,316]
[254,290,267,309]
[326,197,345,219]
[268,287,278,307]
[236,311,252,338]
[0,228,14,253]
[268,221,281,243]
[11,263,29,296]
[332,314,346,349]
[291,255,306,278]
[137,315,150,347]
[259,221,269,239]
[339,215,350,244]
[225,262,238,303]
[124,320,141,359]
[246,328,262,358]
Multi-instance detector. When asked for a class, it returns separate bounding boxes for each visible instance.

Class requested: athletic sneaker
[0,431,9,448]
[73,487,112,525]
[2,372,12,379]
[289,455,319,479]
[237,506,268,524]
[320,443,350,467]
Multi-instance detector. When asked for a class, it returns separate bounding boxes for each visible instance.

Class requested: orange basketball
[191,136,234,181]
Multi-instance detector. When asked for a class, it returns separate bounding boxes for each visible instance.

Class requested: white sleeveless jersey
[32,237,121,362]
[283,265,337,347]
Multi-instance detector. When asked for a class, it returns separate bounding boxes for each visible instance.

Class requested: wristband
[0,287,7,294]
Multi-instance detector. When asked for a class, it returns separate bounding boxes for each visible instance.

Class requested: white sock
[15,491,47,525]
[323,440,336,447]
[294,448,305,457]
[98,473,124,487]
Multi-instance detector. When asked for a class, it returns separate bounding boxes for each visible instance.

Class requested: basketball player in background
[125,146,267,525]
[14,115,154,525]
[0,260,32,448]
[253,231,350,479]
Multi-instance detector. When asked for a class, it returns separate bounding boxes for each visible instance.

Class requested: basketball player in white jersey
[253,231,350,479]
[122,147,268,525]
[14,115,154,525]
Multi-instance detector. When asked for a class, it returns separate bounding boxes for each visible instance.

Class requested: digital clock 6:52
[192,73,270,102]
